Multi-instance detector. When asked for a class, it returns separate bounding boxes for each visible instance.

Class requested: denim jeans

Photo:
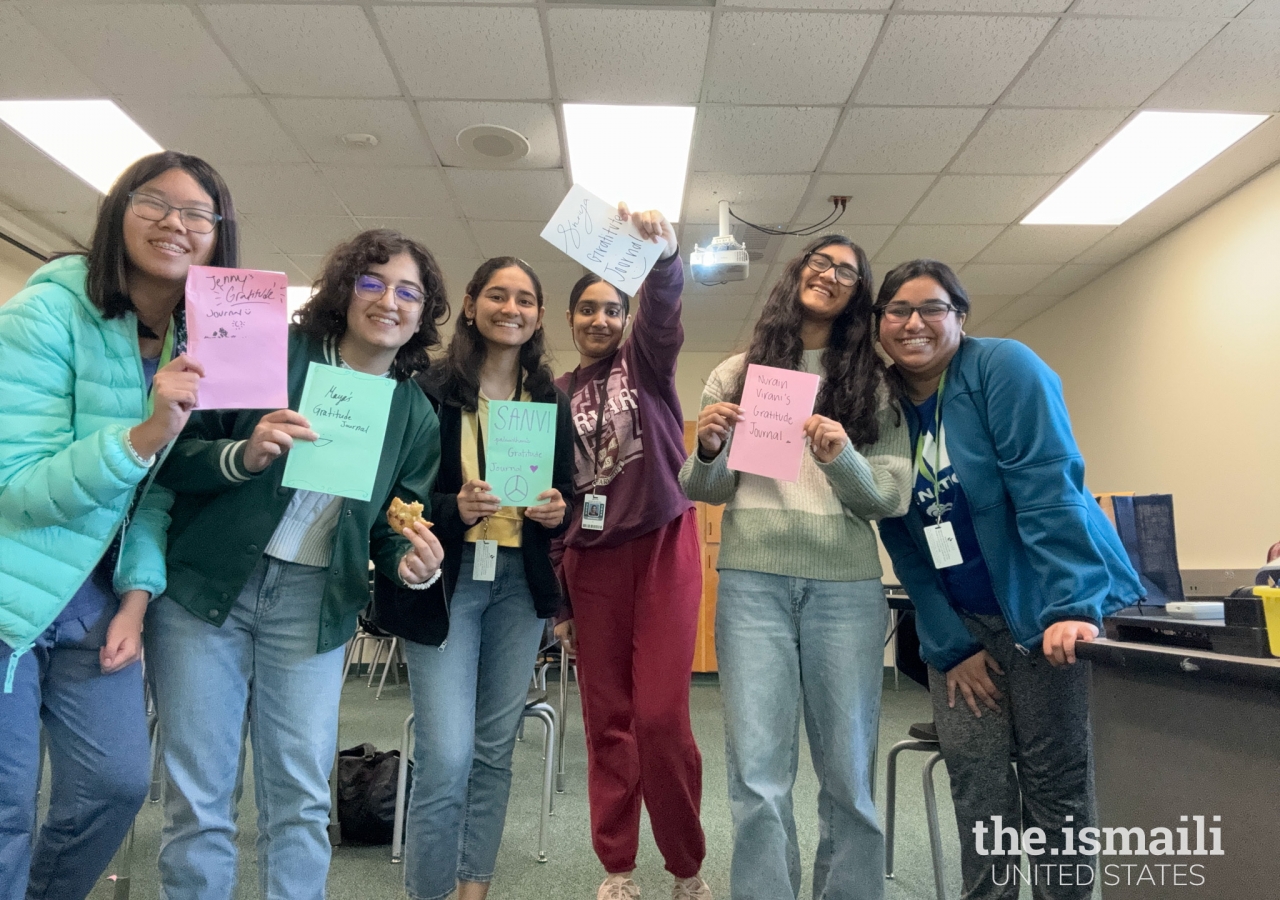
[715,569,888,900]
[145,556,344,900]
[402,545,545,900]
[0,595,150,900]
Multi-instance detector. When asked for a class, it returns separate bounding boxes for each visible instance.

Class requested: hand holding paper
[617,202,677,260]
[244,409,318,473]
[803,415,850,464]
[541,185,666,293]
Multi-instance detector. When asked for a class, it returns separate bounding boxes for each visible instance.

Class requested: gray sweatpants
[928,613,1097,900]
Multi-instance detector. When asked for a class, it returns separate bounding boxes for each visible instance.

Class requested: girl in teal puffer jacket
[0,150,236,900]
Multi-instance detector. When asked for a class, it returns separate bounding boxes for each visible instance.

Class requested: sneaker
[909,720,939,743]
[598,874,640,900]
[673,876,712,900]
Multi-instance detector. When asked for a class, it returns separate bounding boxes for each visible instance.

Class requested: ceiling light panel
[0,100,162,194]
[563,104,695,222]
[1023,111,1268,225]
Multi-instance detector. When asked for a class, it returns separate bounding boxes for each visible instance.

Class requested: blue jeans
[0,594,150,900]
[715,570,888,900]
[402,545,545,900]
[145,556,344,900]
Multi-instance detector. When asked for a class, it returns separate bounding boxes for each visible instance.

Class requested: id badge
[472,539,498,582]
[581,493,606,531]
[924,522,963,569]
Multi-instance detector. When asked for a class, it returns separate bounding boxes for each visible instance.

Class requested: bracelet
[404,568,442,591]
[125,431,156,468]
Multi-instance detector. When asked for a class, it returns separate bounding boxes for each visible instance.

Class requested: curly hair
[292,229,449,381]
[729,234,886,446]
[432,257,556,411]
[86,150,239,319]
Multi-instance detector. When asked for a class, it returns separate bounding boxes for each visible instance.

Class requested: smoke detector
[455,124,530,166]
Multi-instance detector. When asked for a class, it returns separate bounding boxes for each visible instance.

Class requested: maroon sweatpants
[562,508,706,878]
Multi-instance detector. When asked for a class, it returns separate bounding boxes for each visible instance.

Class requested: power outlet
[828,195,851,204]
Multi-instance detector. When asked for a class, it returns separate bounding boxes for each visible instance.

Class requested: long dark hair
[731,234,885,446]
[435,257,556,410]
[293,229,449,382]
[86,150,238,319]
[875,259,971,404]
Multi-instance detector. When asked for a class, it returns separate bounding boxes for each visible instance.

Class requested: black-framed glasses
[878,301,959,323]
[354,273,426,307]
[804,252,860,288]
[127,191,222,234]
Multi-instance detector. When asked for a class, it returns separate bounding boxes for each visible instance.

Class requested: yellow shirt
[461,390,530,548]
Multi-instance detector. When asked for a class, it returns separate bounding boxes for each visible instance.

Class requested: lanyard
[913,370,947,524]
[567,367,607,489]
[143,319,177,417]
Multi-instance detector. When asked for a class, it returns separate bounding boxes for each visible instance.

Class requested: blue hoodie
[0,256,172,682]
[878,337,1144,672]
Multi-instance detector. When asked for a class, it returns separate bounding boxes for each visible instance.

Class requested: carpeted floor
[84,669,972,900]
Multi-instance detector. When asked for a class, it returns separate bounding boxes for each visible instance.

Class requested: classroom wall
[1008,162,1280,570]
[0,240,40,302]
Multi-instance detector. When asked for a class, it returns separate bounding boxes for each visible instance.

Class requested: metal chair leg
[391,713,414,864]
[365,639,386,688]
[923,751,948,900]
[375,637,397,700]
[556,644,570,793]
[524,703,556,863]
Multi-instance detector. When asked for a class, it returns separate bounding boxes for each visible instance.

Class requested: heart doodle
[530,465,538,473]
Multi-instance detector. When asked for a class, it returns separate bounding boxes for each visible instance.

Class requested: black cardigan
[369,373,574,646]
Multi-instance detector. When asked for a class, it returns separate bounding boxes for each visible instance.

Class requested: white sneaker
[598,873,640,900]
[673,875,712,900]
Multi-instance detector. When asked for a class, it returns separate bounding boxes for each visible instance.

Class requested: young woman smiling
[0,151,231,900]
[374,256,573,900]
[679,235,911,900]
[147,229,447,900]
[552,206,710,900]
[874,259,1143,900]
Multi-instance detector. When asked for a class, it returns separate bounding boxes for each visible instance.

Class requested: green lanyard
[913,370,946,524]
[145,320,177,417]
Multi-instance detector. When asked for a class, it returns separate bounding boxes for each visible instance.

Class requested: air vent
[455,124,530,167]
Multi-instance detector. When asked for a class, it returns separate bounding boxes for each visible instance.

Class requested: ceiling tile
[949,109,1127,174]
[963,294,1018,327]
[244,216,358,257]
[0,7,100,97]
[419,102,560,169]
[355,217,483,260]
[0,131,100,213]
[283,255,327,282]
[856,15,1054,106]
[1070,0,1249,13]
[467,220,569,263]
[376,6,550,100]
[320,167,457,218]
[434,257,485,301]
[273,100,434,167]
[1241,0,1280,15]
[684,175,811,226]
[823,107,986,174]
[1028,263,1111,296]
[874,225,1005,270]
[531,261,591,311]
[215,165,347,217]
[202,4,398,98]
[705,12,883,104]
[777,226,897,265]
[974,225,1113,264]
[683,317,749,344]
[798,174,937,224]
[679,295,760,323]
[23,4,249,96]
[445,170,568,222]
[38,210,97,248]
[691,107,840,173]
[1148,21,1280,112]
[896,0,1069,9]
[909,175,1058,224]
[240,250,298,280]
[1002,18,1223,108]
[958,263,1059,293]
[979,293,1063,328]
[724,0,888,8]
[121,97,306,167]
[236,220,282,261]
[549,10,711,104]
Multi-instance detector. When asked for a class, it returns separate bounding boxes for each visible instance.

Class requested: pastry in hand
[386,497,431,536]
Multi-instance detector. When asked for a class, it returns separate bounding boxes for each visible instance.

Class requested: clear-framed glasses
[127,191,222,234]
[878,301,958,323]
[804,251,860,288]
[354,273,426,307]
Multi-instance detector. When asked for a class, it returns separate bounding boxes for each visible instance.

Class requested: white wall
[1009,163,1280,570]
[0,240,41,303]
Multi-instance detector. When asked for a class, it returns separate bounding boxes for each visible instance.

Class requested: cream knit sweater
[678,351,911,582]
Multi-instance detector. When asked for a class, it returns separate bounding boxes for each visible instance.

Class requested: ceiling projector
[690,200,749,284]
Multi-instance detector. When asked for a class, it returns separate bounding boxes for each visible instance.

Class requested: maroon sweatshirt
[554,252,693,552]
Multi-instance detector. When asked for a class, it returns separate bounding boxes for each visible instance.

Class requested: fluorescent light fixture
[563,104,695,223]
[0,100,163,194]
[287,286,316,318]
[1023,111,1268,226]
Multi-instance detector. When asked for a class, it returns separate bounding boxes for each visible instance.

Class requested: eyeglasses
[127,192,222,234]
[354,273,426,307]
[878,301,959,323]
[804,252,860,288]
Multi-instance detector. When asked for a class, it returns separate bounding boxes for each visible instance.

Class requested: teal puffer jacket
[0,256,173,664]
